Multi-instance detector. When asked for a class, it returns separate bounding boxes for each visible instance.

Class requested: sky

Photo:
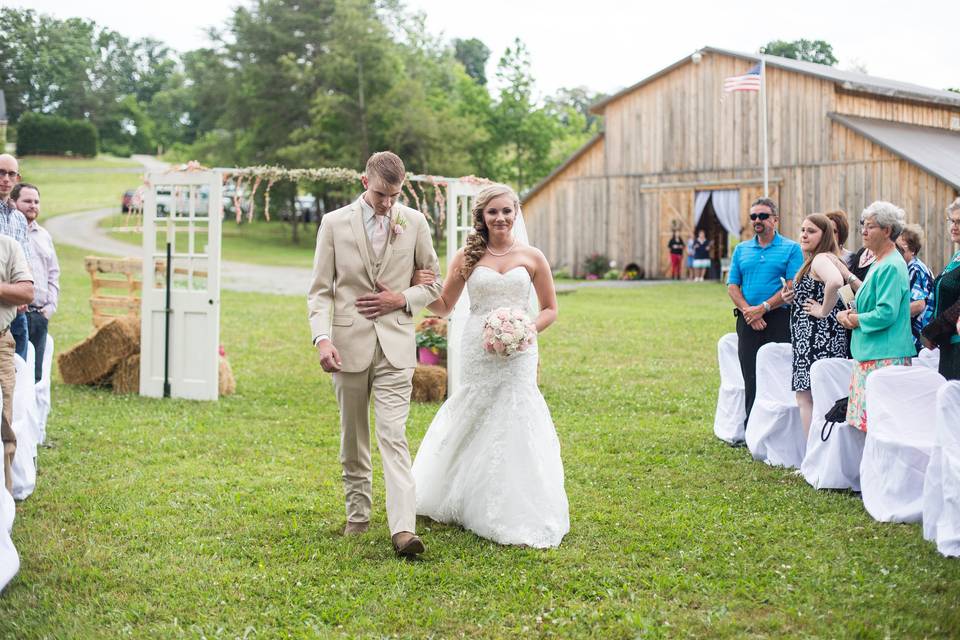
[16,0,959,99]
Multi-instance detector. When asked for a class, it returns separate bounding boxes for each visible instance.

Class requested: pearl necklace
[486,238,516,257]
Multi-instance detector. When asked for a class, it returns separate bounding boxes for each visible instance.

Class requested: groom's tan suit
[308,197,441,535]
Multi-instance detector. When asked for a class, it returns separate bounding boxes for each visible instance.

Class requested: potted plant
[416,317,448,366]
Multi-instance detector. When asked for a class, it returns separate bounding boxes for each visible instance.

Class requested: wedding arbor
[137,164,487,400]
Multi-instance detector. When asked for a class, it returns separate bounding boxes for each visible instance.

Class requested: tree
[453,38,490,85]
[762,39,838,66]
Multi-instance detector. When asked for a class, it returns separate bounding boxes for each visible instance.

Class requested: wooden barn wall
[525,51,960,277]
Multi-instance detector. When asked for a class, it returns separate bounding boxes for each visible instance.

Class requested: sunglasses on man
[0,170,20,179]
[749,212,772,221]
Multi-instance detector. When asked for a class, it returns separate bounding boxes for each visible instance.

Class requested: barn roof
[829,113,960,190]
[591,46,960,114]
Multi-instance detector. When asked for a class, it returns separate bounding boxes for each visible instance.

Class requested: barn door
[140,170,222,400]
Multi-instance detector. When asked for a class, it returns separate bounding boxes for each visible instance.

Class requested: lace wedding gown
[412,265,570,548]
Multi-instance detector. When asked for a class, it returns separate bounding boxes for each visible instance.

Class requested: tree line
[0,1,603,193]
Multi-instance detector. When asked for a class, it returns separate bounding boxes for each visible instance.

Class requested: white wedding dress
[412,265,570,548]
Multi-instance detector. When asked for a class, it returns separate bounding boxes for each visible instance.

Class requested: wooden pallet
[85,257,142,328]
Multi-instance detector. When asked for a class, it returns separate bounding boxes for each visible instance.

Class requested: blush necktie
[371,214,388,257]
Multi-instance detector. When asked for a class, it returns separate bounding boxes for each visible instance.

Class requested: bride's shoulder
[517,243,546,260]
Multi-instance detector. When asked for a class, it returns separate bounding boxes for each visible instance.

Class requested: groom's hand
[356,281,406,319]
[316,338,342,372]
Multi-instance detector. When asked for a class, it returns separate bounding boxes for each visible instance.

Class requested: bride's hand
[411,269,436,286]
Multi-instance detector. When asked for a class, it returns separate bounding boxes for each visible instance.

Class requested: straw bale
[111,354,140,394]
[411,365,446,403]
[57,317,141,385]
[218,356,236,396]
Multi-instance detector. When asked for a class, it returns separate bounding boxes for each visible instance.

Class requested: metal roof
[829,113,960,190]
[591,46,960,114]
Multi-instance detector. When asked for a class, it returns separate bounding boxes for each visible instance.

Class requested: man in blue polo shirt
[727,197,803,427]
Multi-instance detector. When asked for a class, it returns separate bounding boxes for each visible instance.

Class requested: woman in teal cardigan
[921,197,960,380]
[836,201,916,431]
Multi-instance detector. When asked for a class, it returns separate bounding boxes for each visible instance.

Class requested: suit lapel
[349,201,377,285]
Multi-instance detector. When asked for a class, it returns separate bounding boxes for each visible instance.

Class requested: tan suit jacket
[307,199,442,372]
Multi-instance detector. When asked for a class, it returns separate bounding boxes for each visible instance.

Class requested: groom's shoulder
[323,201,360,223]
[397,203,427,225]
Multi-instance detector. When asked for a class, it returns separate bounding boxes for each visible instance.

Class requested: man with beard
[726,197,802,428]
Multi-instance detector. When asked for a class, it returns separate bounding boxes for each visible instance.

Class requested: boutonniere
[392,212,407,239]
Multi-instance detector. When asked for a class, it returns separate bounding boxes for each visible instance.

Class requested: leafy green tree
[762,39,838,66]
[453,38,490,85]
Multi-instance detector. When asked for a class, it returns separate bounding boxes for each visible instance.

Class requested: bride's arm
[531,248,558,333]
[425,250,467,317]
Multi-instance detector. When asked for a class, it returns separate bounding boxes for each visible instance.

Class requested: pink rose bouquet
[481,307,536,357]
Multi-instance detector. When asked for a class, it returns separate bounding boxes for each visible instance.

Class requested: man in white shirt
[12,183,58,382]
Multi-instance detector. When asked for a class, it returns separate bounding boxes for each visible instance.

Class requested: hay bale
[218,356,236,396]
[111,353,140,394]
[411,365,446,403]
[58,317,140,385]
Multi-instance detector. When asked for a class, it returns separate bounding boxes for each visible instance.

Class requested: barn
[522,46,960,277]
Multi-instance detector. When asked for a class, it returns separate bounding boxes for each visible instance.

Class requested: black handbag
[820,397,849,442]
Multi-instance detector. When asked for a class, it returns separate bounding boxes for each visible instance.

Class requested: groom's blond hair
[365,151,405,186]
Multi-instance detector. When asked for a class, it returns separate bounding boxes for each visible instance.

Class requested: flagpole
[759,50,769,197]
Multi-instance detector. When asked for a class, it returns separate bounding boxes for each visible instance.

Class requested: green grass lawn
[0,245,957,638]
[17,155,143,218]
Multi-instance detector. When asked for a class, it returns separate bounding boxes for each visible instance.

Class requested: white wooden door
[445,180,484,394]
[140,171,222,400]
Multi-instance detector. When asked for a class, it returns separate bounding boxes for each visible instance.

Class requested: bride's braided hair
[460,183,520,279]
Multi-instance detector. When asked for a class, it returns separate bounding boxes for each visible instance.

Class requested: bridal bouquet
[482,307,536,357]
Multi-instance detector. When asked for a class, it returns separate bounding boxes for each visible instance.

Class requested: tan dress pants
[332,341,416,536]
[0,332,17,493]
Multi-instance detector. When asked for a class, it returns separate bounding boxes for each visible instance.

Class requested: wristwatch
[762,301,771,313]
[846,273,857,284]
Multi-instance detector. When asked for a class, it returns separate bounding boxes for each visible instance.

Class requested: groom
[308,151,442,557]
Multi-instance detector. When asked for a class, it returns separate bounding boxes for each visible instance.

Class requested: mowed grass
[17,155,143,218]
[0,244,957,638]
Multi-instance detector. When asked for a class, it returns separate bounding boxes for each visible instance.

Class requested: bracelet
[846,273,857,284]
[762,301,771,312]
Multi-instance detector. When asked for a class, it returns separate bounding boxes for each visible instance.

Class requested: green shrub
[603,268,620,280]
[552,266,571,280]
[16,113,98,157]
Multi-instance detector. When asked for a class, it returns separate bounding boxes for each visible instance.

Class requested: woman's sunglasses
[749,212,771,221]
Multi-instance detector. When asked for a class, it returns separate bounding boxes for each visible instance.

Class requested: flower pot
[418,346,441,365]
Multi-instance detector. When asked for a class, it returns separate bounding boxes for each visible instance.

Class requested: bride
[411,183,569,548]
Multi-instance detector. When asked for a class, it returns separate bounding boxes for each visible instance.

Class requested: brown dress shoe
[391,531,425,557]
[343,520,369,535]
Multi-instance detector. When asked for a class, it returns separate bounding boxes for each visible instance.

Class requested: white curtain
[693,191,711,226]
[712,190,742,237]
[694,190,741,237]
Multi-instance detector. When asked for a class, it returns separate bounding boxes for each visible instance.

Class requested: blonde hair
[460,184,520,279]
[364,151,405,185]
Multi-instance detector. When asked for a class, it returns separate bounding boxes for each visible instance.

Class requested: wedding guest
[825,209,854,264]
[790,214,850,435]
[895,224,934,352]
[667,231,685,280]
[727,197,803,426]
[685,234,695,280]
[692,230,711,281]
[921,198,960,380]
[836,201,915,431]
[0,234,34,492]
[0,154,32,362]
[12,183,59,382]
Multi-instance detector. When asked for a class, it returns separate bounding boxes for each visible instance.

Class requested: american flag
[723,64,762,92]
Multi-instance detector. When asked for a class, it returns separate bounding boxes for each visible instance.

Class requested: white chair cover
[746,342,805,468]
[0,487,17,592]
[922,381,960,557]
[714,333,746,444]
[914,348,940,371]
[800,358,866,490]
[860,365,945,523]
[34,334,54,444]
[10,353,38,501]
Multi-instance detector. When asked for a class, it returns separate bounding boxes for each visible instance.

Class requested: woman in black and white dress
[788,213,851,435]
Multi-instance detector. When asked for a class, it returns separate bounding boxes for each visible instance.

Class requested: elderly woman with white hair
[836,201,916,431]
[921,197,960,380]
